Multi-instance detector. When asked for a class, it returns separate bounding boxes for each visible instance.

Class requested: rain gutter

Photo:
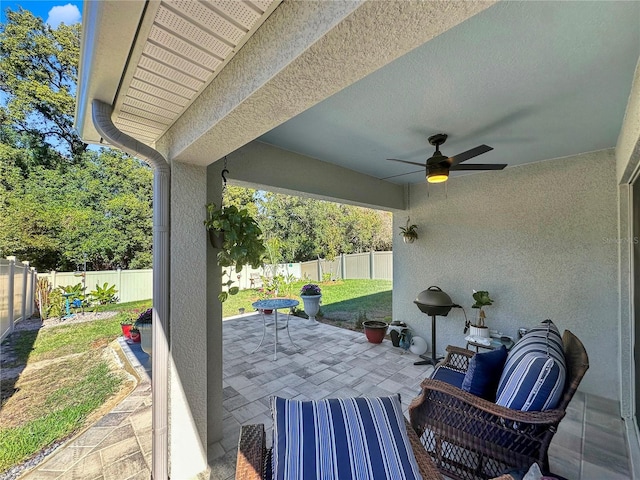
[92,99,170,480]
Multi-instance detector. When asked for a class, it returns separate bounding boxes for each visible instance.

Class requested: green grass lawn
[223,279,392,325]
[0,299,150,473]
[0,281,389,474]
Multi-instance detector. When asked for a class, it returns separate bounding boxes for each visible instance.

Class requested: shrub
[47,290,65,319]
[89,283,118,306]
[36,278,51,319]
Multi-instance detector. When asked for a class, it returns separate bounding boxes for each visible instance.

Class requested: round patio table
[251,298,300,360]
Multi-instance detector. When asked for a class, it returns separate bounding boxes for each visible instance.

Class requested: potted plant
[134,308,153,356]
[300,283,322,326]
[360,311,388,344]
[256,287,275,314]
[466,290,493,338]
[399,219,418,244]
[129,327,141,343]
[120,320,133,339]
[204,203,266,302]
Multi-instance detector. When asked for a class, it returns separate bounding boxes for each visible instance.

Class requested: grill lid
[414,286,454,316]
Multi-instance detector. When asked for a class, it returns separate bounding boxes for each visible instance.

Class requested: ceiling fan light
[427,174,448,183]
[427,167,449,183]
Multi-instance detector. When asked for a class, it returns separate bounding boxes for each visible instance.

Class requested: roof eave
[74,0,147,144]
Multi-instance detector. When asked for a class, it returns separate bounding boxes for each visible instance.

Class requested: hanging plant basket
[204,202,266,303]
[208,230,224,249]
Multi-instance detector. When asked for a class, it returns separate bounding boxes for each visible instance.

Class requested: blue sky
[1,1,83,27]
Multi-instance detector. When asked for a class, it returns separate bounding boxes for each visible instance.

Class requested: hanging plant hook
[221,156,229,199]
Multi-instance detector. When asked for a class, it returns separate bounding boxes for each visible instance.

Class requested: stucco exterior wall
[393,149,619,400]
[169,162,210,478]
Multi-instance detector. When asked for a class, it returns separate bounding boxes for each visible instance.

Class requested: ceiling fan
[386,133,507,183]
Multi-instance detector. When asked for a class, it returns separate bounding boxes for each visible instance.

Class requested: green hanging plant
[204,203,266,302]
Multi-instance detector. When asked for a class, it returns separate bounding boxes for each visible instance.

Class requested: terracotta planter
[363,320,388,344]
[260,309,273,315]
[121,324,132,338]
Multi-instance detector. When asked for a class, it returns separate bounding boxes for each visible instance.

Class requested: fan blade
[447,145,493,166]
[386,158,425,168]
[380,169,424,180]
[450,163,507,171]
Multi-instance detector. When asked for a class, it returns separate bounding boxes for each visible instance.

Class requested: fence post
[21,260,29,322]
[341,254,346,280]
[30,268,37,317]
[6,256,15,333]
[370,251,375,279]
[317,258,322,282]
[117,268,122,301]
[51,270,57,289]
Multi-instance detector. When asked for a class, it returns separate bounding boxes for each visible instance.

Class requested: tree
[0,9,154,272]
[256,192,392,262]
[0,9,84,159]
[0,146,153,271]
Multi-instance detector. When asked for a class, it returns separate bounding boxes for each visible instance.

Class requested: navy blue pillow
[462,346,508,400]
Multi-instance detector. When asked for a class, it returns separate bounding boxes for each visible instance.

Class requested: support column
[169,162,209,478]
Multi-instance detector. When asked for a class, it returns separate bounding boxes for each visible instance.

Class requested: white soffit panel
[113,0,281,145]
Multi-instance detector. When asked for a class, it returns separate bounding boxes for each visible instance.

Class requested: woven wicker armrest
[403,418,444,479]
[410,379,565,427]
[236,424,267,480]
[439,345,475,372]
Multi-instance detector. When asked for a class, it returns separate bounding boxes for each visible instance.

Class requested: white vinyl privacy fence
[299,251,392,282]
[0,257,37,342]
[228,251,392,290]
[38,269,153,304]
[29,251,392,316]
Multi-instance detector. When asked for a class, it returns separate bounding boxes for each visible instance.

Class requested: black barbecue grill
[413,286,459,366]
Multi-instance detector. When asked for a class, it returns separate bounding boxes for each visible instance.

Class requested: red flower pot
[121,324,132,338]
[130,331,141,343]
[363,321,388,344]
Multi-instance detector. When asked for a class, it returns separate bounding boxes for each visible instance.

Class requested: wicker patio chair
[235,418,444,479]
[408,330,589,480]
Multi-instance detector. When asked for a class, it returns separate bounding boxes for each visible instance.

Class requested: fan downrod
[428,133,448,148]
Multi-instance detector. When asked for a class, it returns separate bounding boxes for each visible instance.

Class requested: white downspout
[92,99,169,480]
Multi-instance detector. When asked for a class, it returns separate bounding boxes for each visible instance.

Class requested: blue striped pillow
[496,319,566,411]
[272,395,423,480]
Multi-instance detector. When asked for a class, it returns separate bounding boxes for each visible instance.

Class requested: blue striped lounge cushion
[271,395,423,480]
[496,319,566,411]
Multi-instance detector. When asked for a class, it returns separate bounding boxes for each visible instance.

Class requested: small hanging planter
[399,217,418,244]
[208,230,224,249]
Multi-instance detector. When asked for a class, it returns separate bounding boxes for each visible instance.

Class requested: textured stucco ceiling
[258,1,640,184]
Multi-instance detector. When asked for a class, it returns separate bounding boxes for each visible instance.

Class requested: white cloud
[46,4,81,29]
